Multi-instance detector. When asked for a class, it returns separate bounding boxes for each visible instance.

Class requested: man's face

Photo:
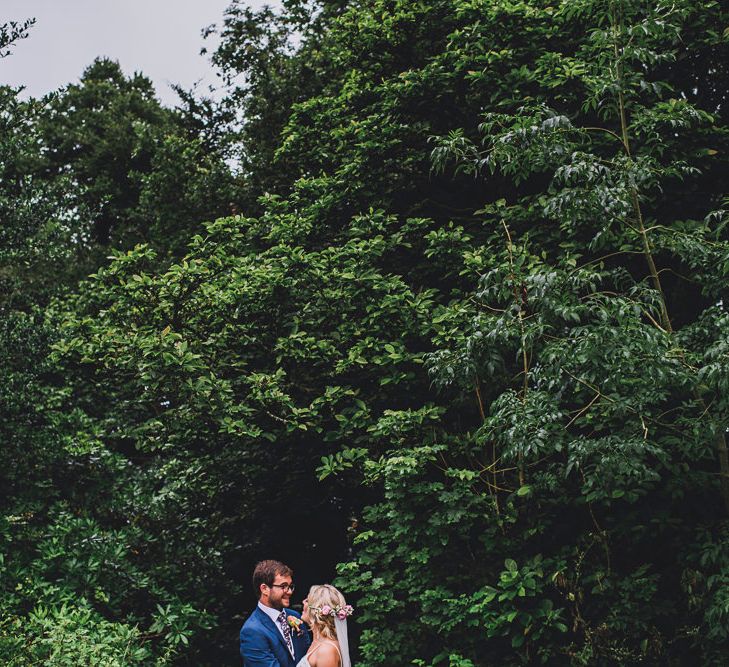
[261,573,293,610]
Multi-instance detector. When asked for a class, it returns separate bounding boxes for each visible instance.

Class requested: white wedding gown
[296,640,342,667]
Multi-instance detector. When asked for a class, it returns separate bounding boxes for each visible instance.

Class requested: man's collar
[258,600,284,622]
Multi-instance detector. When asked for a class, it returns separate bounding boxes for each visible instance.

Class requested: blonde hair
[307,584,346,641]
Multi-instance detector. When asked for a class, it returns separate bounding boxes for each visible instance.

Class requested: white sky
[1,0,273,107]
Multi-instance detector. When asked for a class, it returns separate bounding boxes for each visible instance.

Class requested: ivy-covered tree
[334,0,729,664]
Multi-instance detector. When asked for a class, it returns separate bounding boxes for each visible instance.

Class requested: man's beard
[270,596,287,610]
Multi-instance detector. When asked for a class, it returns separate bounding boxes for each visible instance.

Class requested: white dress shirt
[258,601,294,657]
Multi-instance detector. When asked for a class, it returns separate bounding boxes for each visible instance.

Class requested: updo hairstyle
[307,584,346,641]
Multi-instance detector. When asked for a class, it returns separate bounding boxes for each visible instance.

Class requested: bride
[297,584,353,667]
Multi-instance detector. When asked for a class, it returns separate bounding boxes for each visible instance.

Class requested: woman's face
[301,596,310,624]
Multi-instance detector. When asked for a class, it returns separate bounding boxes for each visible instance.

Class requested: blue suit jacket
[240,606,311,667]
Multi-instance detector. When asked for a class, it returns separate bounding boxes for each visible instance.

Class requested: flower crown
[311,603,354,621]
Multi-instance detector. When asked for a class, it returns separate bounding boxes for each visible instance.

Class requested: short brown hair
[252,560,293,598]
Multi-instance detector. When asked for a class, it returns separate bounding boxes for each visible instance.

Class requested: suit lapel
[255,606,292,659]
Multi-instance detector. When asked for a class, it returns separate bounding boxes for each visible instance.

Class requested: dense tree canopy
[1,1,728,665]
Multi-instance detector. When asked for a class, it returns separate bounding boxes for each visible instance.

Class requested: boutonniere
[287,615,304,636]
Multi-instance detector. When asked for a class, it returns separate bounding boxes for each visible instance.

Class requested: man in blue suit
[240,560,311,666]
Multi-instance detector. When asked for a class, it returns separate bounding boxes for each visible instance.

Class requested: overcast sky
[1,0,272,106]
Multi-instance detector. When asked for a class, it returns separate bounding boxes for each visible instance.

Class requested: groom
[240,559,311,666]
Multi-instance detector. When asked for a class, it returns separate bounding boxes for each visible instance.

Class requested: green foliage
[0,497,214,664]
[0,86,92,311]
[0,23,238,665]
[0,603,152,666]
[2,0,729,664]
[320,0,729,664]
[37,59,171,246]
[28,57,238,261]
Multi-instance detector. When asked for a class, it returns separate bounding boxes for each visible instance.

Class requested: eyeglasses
[268,583,295,593]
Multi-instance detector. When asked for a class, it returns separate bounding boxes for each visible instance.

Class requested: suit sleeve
[240,625,280,667]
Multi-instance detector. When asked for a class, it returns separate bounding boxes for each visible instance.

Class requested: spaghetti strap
[306,639,342,664]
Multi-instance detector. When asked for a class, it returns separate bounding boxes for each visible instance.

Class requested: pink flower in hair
[337,609,348,620]
[320,604,332,616]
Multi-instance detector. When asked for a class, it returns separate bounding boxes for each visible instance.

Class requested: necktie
[277,610,294,655]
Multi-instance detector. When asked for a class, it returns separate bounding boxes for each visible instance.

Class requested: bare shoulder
[310,641,341,667]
